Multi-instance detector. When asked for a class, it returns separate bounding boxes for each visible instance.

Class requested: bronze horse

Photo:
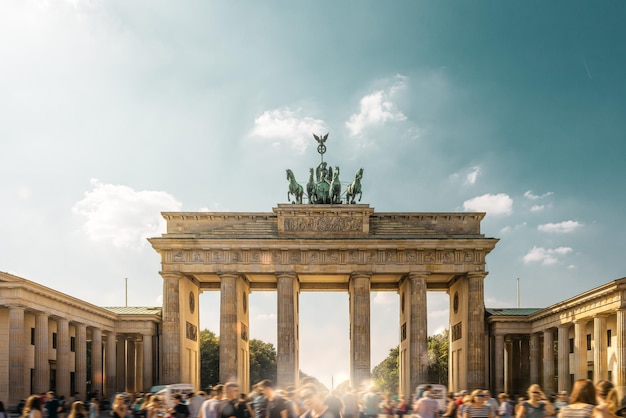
[286,169,304,204]
[346,168,363,204]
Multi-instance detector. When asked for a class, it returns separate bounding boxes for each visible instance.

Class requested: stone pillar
[219,273,239,383]
[106,332,117,397]
[494,333,505,394]
[8,306,26,405]
[91,327,103,396]
[616,309,626,400]
[162,273,182,384]
[530,333,540,385]
[467,272,486,389]
[408,272,428,391]
[504,337,513,393]
[558,324,571,392]
[594,315,607,382]
[276,272,299,388]
[127,339,136,392]
[116,337,126,391]
[543,329,555,394]
[574,320,588,380]
[56,318,71,398]
[136,340,143,392]
[143,334,153,391]
[349,272,371,387]
[75,323,87,400]
[34,313,50,394]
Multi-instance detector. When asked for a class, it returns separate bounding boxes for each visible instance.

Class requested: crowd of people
[5,378,626,418]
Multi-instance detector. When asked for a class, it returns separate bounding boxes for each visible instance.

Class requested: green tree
[249,339,277,385]
[427,329,449,385]
[371,346,399,394]
[200,329,220,389]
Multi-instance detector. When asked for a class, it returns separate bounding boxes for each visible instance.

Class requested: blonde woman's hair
[596,380,618,413]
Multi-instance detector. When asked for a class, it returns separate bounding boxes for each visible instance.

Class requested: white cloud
[524,190,553,200]
[373,292,396,305]
[463,193,513,215]
[250,108,326,154]
[538,220,582,233]
[523,246,574,265]
[530,205,545,212]
[72,179,182,249]
[346,75,407,136]
[464,166,481,185]
[499,222,527,234]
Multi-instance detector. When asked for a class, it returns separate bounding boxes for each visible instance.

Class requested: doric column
[276,272,299,388]
[106,332,117,397]
[574,319,588,380]
[467,272,486,389]
[142,334,153,391]
[34,313,50,394]
[558,324,571,392]
[530,333,540,385]
[8,306,26,405]
[594,315,607,382]
[75,323,87,400]
[504,336,513,393]
[136,341,143,392]
[162,272,182,384]
[56,318,71,398]
[543,329,555,394]
[127,339,136,392]
[91,327,103,396]
[349,272,371,387]
[616,309,626,400]
[408,272,428,390]
[219,273,240,383]
[494,333,505,394]
[116,336,126,391]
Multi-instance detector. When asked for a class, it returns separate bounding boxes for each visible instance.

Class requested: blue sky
[2,1,625,389]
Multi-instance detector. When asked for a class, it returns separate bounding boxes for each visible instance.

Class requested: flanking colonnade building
[1,203,625,407]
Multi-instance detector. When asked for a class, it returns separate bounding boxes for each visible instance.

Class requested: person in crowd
[497,394,513,418]
[249,384,266,418]
[170,394,190,418]
[362,387,379,418]
[483,392,498,417]
[415,391,440,418]
[68,401,86,418]
[459,395,473,418]
[463,390,493,418]
[189,392,207,418]
[380,393,395,418]
[516,385,553,418]
[442,393,457,418]
[145,396,163,418]
[555,393,569,414]
[22,395,43,418]
[88,398,99,418]
[0,401,8,418]
[218,382,242,418]
[299,383,340,418]
[258,380,288,418]
[595,380,619,418]
[113,394,129,418]
[199,384,225,418]
[46,392,61,418]
[558,379,602,418]
[396,395,410,418]
[324,390,344,418]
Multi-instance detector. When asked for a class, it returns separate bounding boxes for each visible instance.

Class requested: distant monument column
[91,327,103,396]
[594,315,608,381]
[574,319,587,380]
[8,306,26,405]
[408,272,429,391]
[466,272,486,389]
[34,313,50,394]
[530,333,540,385]
[557,324,570,392]
[142,333,153,391]
[543,329,555,394]
[276,272,300,388]
[106,332,117,397]
[56,318,71,398]
[75,323,87,400]
[616,309,626,400]
[349,272,371,387]
[161,272,182,383]
[116,336,126,391]
[127,339,136,391]
[494,333,505,394]
[219,273,250,389]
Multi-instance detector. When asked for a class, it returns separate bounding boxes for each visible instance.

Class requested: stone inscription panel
[283,216,363,232]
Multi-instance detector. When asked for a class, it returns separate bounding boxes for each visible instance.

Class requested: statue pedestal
[273,204,374,237]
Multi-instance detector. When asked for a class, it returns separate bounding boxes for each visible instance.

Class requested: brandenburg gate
[149,204,498,393]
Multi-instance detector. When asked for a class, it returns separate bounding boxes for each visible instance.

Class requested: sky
[2,0,626,390]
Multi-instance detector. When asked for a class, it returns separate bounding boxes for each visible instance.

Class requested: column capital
[275,272,298,280]
[160,271,184,280]
[407,272,430,280]
[466,271,487,280]
[573,318,588,325]
[350,271,372,280]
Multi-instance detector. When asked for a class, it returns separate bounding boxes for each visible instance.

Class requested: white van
[154,383,195,409]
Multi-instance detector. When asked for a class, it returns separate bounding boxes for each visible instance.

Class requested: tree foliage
[371,329,450,393]
[249,339,277,385]
[371,346,399,394]
[200,329,220,389]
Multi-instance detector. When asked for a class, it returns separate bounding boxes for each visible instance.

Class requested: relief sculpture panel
[283,216,362,232]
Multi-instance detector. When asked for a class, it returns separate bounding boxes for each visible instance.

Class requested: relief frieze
[283,216,362,232]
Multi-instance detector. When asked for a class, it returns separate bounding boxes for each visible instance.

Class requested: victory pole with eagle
[285,133,364,205]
